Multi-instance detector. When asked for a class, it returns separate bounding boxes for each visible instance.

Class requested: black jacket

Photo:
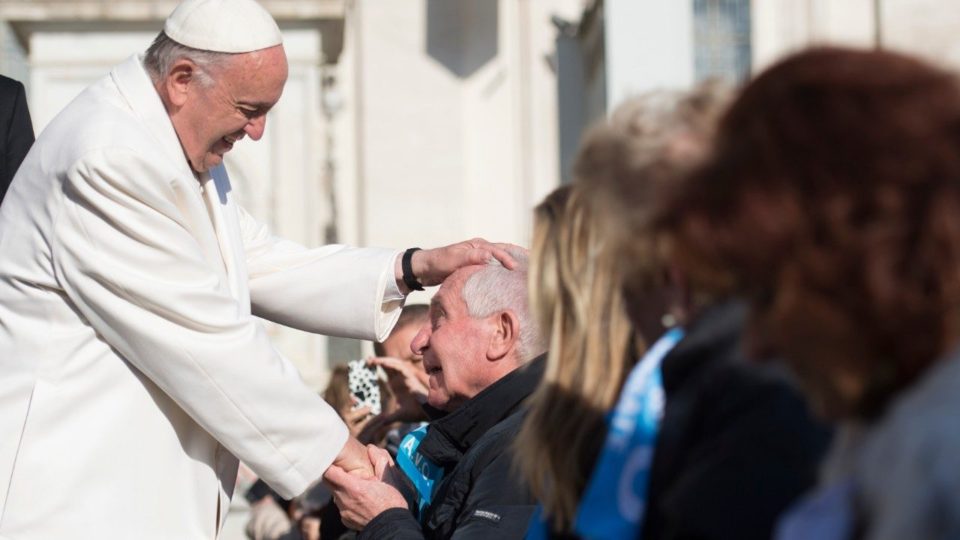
[358,356,545,540]
[640,300,831,540]
[0,75,34,203]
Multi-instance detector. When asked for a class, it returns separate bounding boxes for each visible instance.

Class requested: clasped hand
[325,443,410,530]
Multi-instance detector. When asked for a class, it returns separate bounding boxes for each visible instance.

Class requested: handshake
[323,354,431,530]
[324,438,411,530]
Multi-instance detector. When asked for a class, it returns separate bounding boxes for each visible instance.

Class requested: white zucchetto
[163,0,283,54]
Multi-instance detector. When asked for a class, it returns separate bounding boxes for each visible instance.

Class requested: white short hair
[144,31,233,87]
[460,247,544,362]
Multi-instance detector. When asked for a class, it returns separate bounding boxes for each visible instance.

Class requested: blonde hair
[514,82,731,531]
[515,184,635,529]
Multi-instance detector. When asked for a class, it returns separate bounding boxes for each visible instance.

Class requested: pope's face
[176,45,288,173]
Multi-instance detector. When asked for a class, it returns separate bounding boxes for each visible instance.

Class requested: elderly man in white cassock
[0,0,517,538]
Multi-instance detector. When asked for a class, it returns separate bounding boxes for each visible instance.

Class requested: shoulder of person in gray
[823,351,960,540]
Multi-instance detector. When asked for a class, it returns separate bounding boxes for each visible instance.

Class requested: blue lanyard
[572,327,683,539]
[396,425,445,519]
[525,328,684,540]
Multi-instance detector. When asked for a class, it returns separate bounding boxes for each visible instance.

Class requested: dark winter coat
[358,356,545,540]
[640,300,832,540]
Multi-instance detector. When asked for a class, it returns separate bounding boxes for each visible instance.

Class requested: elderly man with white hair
[0,0,515,538]
[325,249,546,540]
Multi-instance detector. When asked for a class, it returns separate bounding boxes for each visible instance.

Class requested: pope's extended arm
[52,147,347,498]
[237,205,404,343]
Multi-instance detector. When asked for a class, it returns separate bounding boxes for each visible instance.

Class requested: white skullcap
[163,0,282,53]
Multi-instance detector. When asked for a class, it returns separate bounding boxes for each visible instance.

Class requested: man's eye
[238,107,259,119]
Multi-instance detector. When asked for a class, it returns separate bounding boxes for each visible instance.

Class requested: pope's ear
[487,310,519,361]
[163,59,201,108]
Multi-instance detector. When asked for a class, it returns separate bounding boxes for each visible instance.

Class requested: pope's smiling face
[171,44,288,173]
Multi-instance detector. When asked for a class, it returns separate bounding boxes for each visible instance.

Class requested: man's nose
[244,115,267,141]
[410,326,430,356]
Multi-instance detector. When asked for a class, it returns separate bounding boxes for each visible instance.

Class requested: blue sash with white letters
[525,328,684,539]
[396,425,445,519]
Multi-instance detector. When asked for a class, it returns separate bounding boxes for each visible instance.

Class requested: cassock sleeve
[51,146,346,498]
[237,204,404,342]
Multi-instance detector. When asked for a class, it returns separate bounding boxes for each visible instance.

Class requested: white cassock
[0,55,403,539]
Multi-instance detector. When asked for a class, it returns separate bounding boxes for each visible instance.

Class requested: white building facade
[557,0,960,180]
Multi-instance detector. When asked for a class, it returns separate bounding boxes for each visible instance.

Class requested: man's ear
[487,310,519,361]
[163,59,201,108]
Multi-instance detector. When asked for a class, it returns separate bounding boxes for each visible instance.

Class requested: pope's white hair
[460,247,544,362]
[144,31,233,87]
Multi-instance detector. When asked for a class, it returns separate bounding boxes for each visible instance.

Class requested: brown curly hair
[656,47,960,418]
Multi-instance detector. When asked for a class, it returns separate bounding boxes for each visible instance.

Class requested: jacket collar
[661,299,747,394]
[419,355,546,466]
[110,54,200,183]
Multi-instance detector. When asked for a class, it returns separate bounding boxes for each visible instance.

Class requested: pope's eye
[238,107,259,119]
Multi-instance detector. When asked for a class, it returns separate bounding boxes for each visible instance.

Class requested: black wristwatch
[402,247,425,291]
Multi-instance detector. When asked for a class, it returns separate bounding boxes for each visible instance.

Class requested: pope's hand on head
[396,239,525,292]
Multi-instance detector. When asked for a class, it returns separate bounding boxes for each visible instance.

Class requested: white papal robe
[0,55,403,539]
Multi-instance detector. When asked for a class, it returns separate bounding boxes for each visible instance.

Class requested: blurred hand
[368,356,429,423]
[324,445,408,530]
[396,239,525,291]
[343,402,374,439]
[299,516,321,540]
[355,412,392,446]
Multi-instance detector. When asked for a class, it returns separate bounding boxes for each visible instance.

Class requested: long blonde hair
[514,183,636,529]
[515,83,730,531]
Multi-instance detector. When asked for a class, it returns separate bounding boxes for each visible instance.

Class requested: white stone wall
[751,0,960,75]
[341,0,572,308]
[0,22,30,87]
[881,0,960,71]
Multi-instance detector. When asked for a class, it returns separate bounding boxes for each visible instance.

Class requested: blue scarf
[527,328,684,539]
[396,425,445,519]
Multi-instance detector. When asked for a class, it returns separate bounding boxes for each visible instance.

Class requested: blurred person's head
[322,365,353,416]
[144,0,288,173]
[583,82,731,341]
[411,247,543,412]
[655,47,960,420]
[374,304,429,364]
[515,83,730,530]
